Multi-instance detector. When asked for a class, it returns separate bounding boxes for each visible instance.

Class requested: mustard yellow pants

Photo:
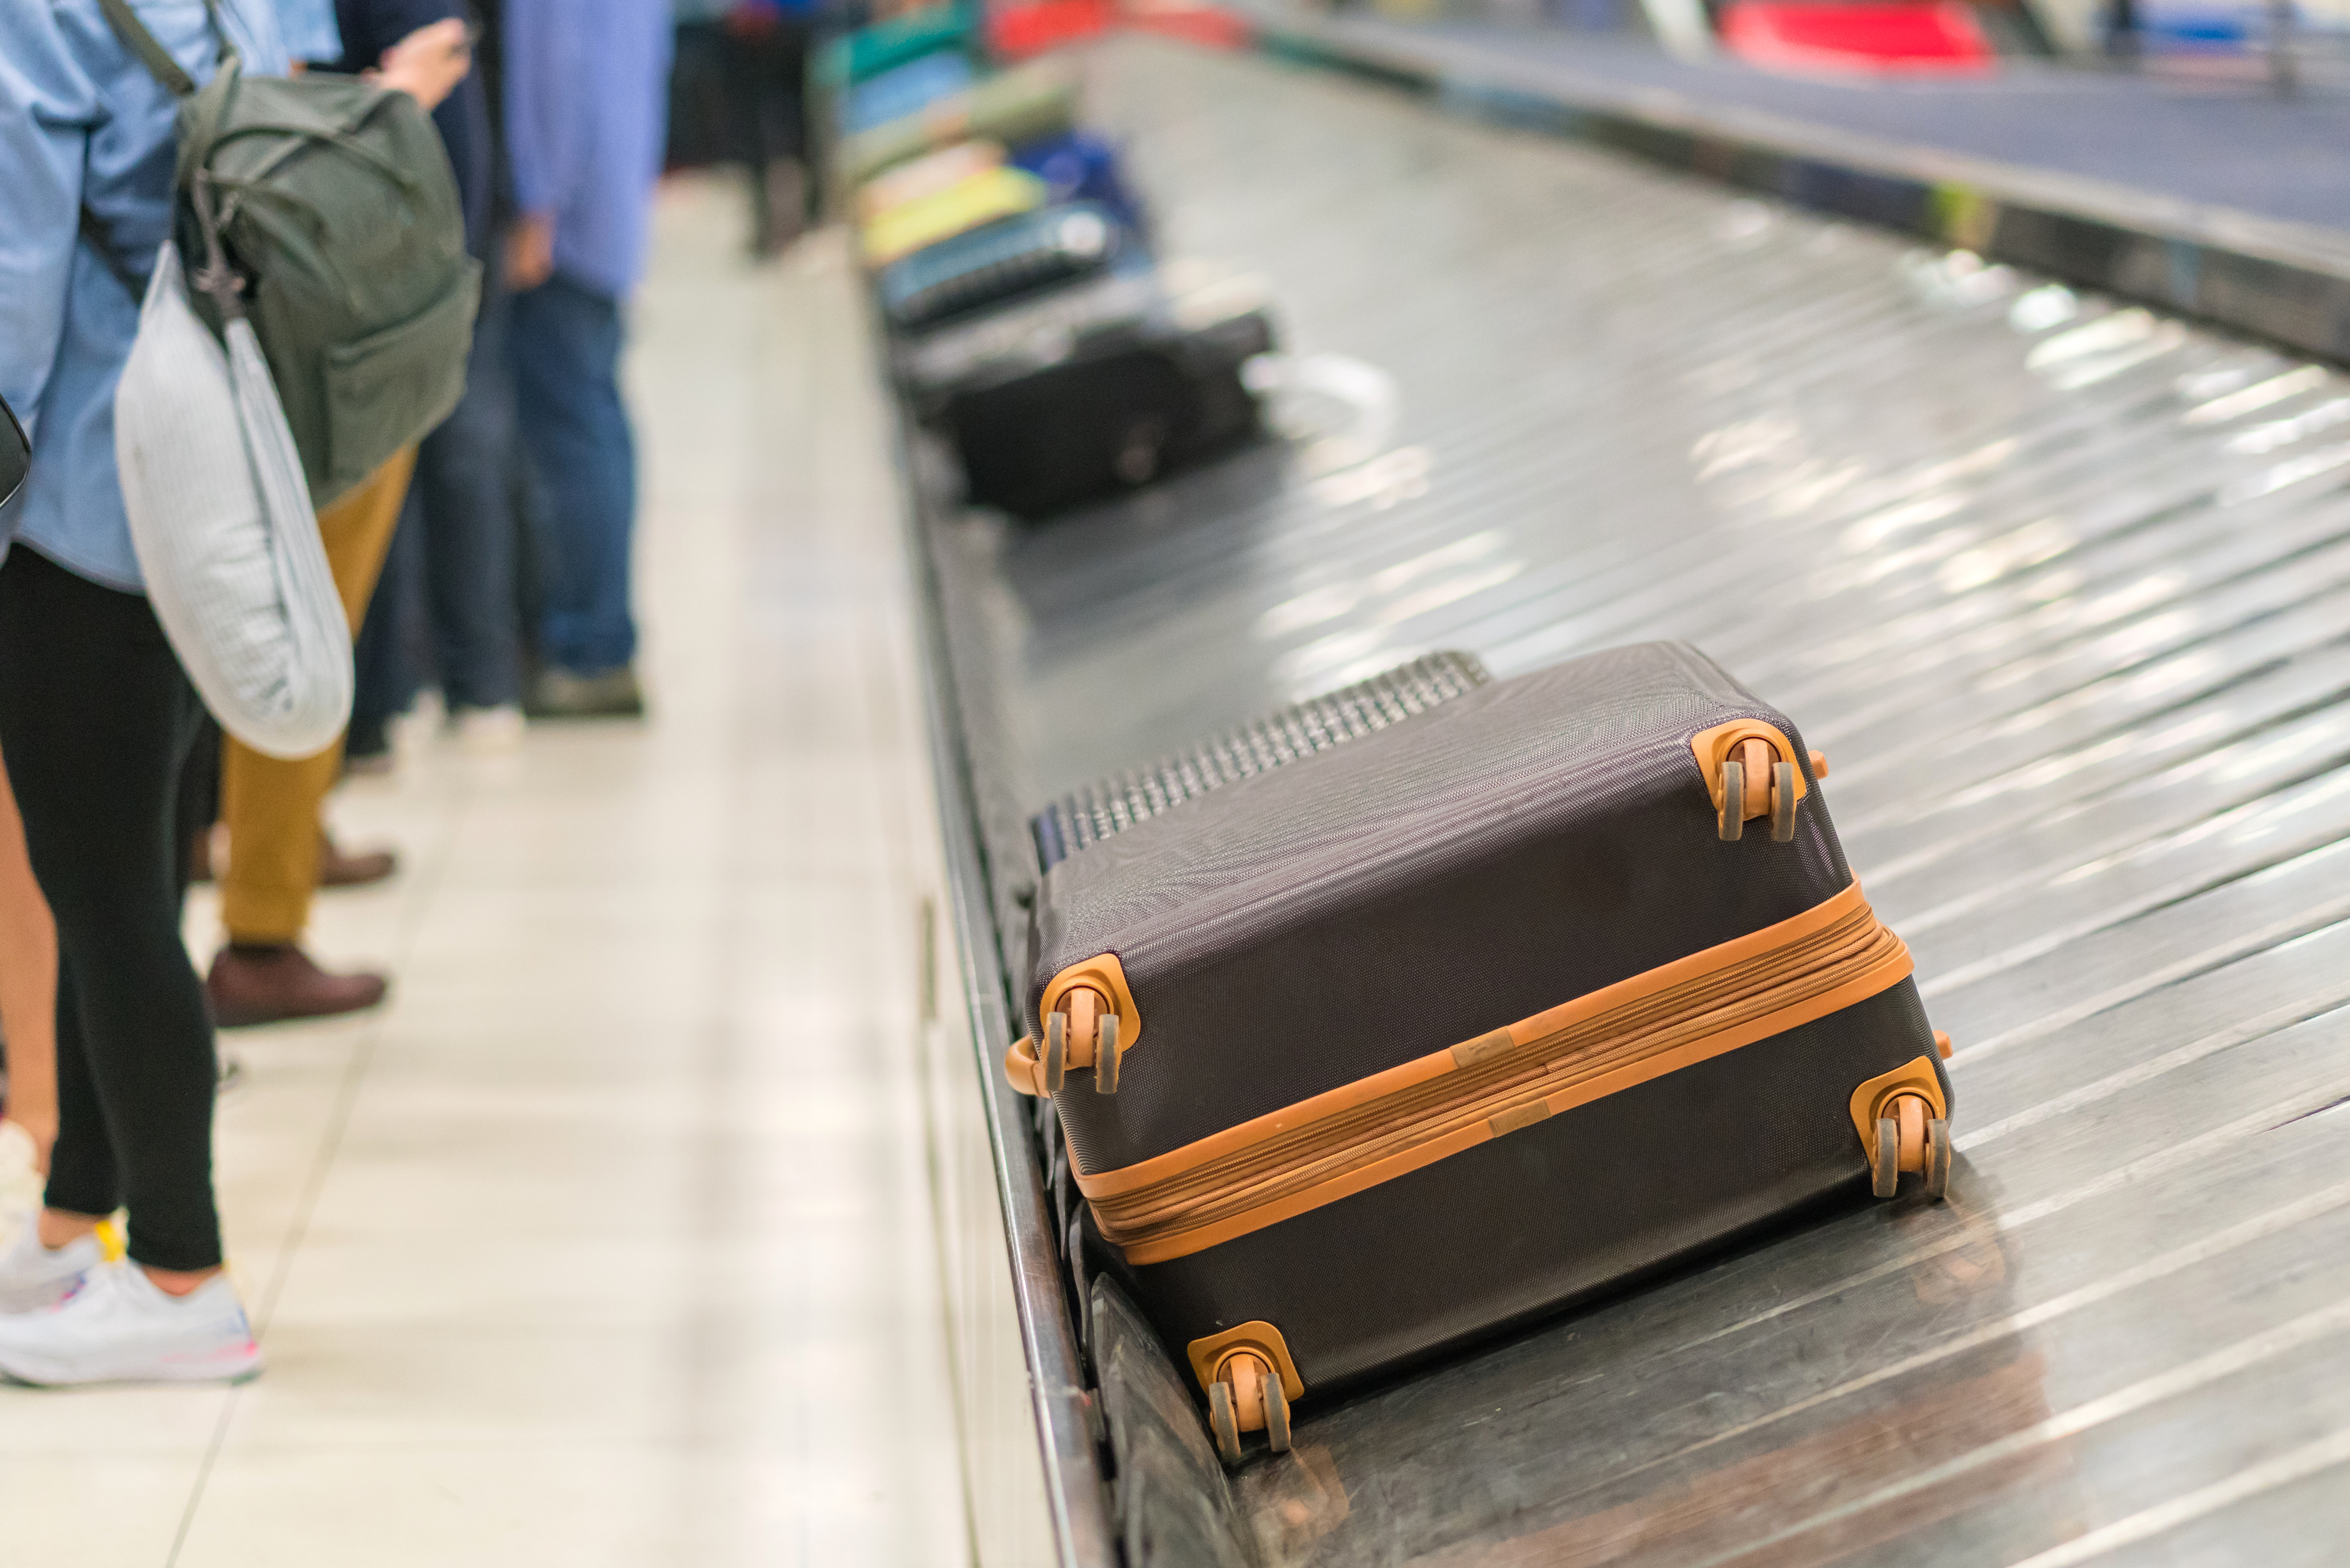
[218,449,417,944]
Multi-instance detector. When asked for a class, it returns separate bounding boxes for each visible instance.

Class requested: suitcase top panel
[1035,640,1855,1172]
[1033,651,1492,871]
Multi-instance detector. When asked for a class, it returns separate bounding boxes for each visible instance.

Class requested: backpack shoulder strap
[94,0,197,97]
[92,0,232,99]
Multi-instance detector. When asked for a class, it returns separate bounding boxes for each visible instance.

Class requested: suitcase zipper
[1077,880,1917,1265]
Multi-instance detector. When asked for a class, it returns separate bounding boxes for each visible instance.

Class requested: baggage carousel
[895,32,2350,1568]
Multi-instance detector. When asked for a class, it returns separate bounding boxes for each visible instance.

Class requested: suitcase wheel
[1207,1351,1291,1465]
[1872,1093,1950,1202]
[1094,1012,1121,1094]
[1717,758,1748,842]
[1043,1009,1070,1095]
[1871,1117,1900,1199]
[1720,739,1800,844]
[1047,985,1125,1096]
[1208,1378,1243,1466]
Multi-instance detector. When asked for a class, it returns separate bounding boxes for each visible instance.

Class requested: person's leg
[420,284,523,718]
[211,449,416,1026]
[764,24,816,240]
[40,960,115,1227]
[175,716,221,887]
[510,277,642,711]
[349,488,425,767]
[0,743,60,1175]
[0,548,220,1276]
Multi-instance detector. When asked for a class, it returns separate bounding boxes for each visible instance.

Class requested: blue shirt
[0,0,289,594]
[502,0,673,301]
[272,0,343,61]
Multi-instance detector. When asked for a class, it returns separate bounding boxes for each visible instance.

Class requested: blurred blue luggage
[1007,130,1148,237]
[878,201,1136,331]
[842,52,976,134]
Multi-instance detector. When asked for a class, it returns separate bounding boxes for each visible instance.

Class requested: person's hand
[504,214,556,291]
[370,18,473,112]
[3,1109,56,1178]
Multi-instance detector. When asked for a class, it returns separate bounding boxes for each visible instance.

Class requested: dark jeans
[0,547,222,1272]
[721,16,815,243]
[353,283,524,743]
[510,273,637,677]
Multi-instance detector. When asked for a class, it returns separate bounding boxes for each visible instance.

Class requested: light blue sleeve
[270,0,342,64]
[0,8,96,461]
[503,0,592,219]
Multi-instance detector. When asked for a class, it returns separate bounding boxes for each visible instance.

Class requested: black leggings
[0,546,222,1271]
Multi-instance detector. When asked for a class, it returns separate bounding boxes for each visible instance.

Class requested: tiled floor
[0,180,970,1567]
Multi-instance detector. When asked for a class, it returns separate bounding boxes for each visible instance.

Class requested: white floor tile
[6,182,970,1566]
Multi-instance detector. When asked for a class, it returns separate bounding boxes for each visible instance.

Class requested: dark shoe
[206,945,388,1028]
[188,827,218,886]
[319,832,397,889]
[525,665,645,720]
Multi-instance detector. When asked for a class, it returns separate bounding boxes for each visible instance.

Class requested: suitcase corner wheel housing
[1001,641,1956,1465]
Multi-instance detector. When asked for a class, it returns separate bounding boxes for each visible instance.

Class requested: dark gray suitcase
[1005,641,1954,1463]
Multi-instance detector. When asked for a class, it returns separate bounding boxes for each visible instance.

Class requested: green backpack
[97,0,480,508]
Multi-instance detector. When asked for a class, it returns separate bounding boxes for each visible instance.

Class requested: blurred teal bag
[96,0,480,508]
[818,1,980,87]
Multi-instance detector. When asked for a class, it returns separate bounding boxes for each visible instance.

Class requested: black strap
[93,0,199,98]
[78,207,151,299]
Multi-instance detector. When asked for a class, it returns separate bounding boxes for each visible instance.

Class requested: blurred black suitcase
[1004,641,1955,1463]
[901,269,1275,519]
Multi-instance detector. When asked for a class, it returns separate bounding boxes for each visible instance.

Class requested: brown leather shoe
[206,945,389,1028]
[319,832,397,888]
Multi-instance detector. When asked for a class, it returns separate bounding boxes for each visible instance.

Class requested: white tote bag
[114,243,351,761]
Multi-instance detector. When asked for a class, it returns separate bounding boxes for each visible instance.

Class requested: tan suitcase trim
[1690,718,1811,815]
[1077,880,1915,1265]
[1004,952,1144,1095]
[1186,1321,1306,1403]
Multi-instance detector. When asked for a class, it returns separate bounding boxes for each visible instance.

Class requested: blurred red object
[1720,2,1994,72]
[991,0,1115,57]
[1125,0,1251,49]
[988,0,1250,59]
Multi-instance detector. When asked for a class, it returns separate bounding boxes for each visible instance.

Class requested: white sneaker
[450,703,525,754]
[0,1262,261,1386]
[0,1222,104,1315]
